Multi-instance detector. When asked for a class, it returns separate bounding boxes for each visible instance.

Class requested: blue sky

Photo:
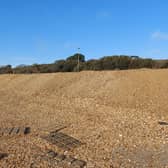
[0,0,168,66]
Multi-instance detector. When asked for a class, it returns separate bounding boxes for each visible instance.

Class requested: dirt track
[0,69,168,167]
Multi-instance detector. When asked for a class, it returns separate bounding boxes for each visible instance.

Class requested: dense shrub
[81,59,103,70]
[0,65,13,74]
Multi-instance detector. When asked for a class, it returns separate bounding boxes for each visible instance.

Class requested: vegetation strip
[1,54,168,74]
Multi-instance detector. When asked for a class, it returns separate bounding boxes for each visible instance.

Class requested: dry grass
[0,69,168,167]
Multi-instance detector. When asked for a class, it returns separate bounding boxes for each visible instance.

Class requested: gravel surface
[0,69,168,167]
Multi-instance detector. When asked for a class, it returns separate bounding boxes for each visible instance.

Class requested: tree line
[0,54,168,74]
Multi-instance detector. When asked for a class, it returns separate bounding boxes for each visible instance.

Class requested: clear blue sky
[0,0,168,66]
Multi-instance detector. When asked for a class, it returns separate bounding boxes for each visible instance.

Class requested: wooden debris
[158,121,168,126]
[0,127,31,137]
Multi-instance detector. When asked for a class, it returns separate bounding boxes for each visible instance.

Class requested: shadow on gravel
[24,127,31,134]
[0,153,8,160]
[111,144,168,167]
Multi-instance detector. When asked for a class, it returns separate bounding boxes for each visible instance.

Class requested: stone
[64,156,76,165]
[54,154,65,162]
[46,150,57,158]
[71,159,87,168]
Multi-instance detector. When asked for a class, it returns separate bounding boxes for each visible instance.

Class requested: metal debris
[43,132,83,150]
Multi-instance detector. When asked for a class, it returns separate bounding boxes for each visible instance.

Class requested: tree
[66,53,85,62]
